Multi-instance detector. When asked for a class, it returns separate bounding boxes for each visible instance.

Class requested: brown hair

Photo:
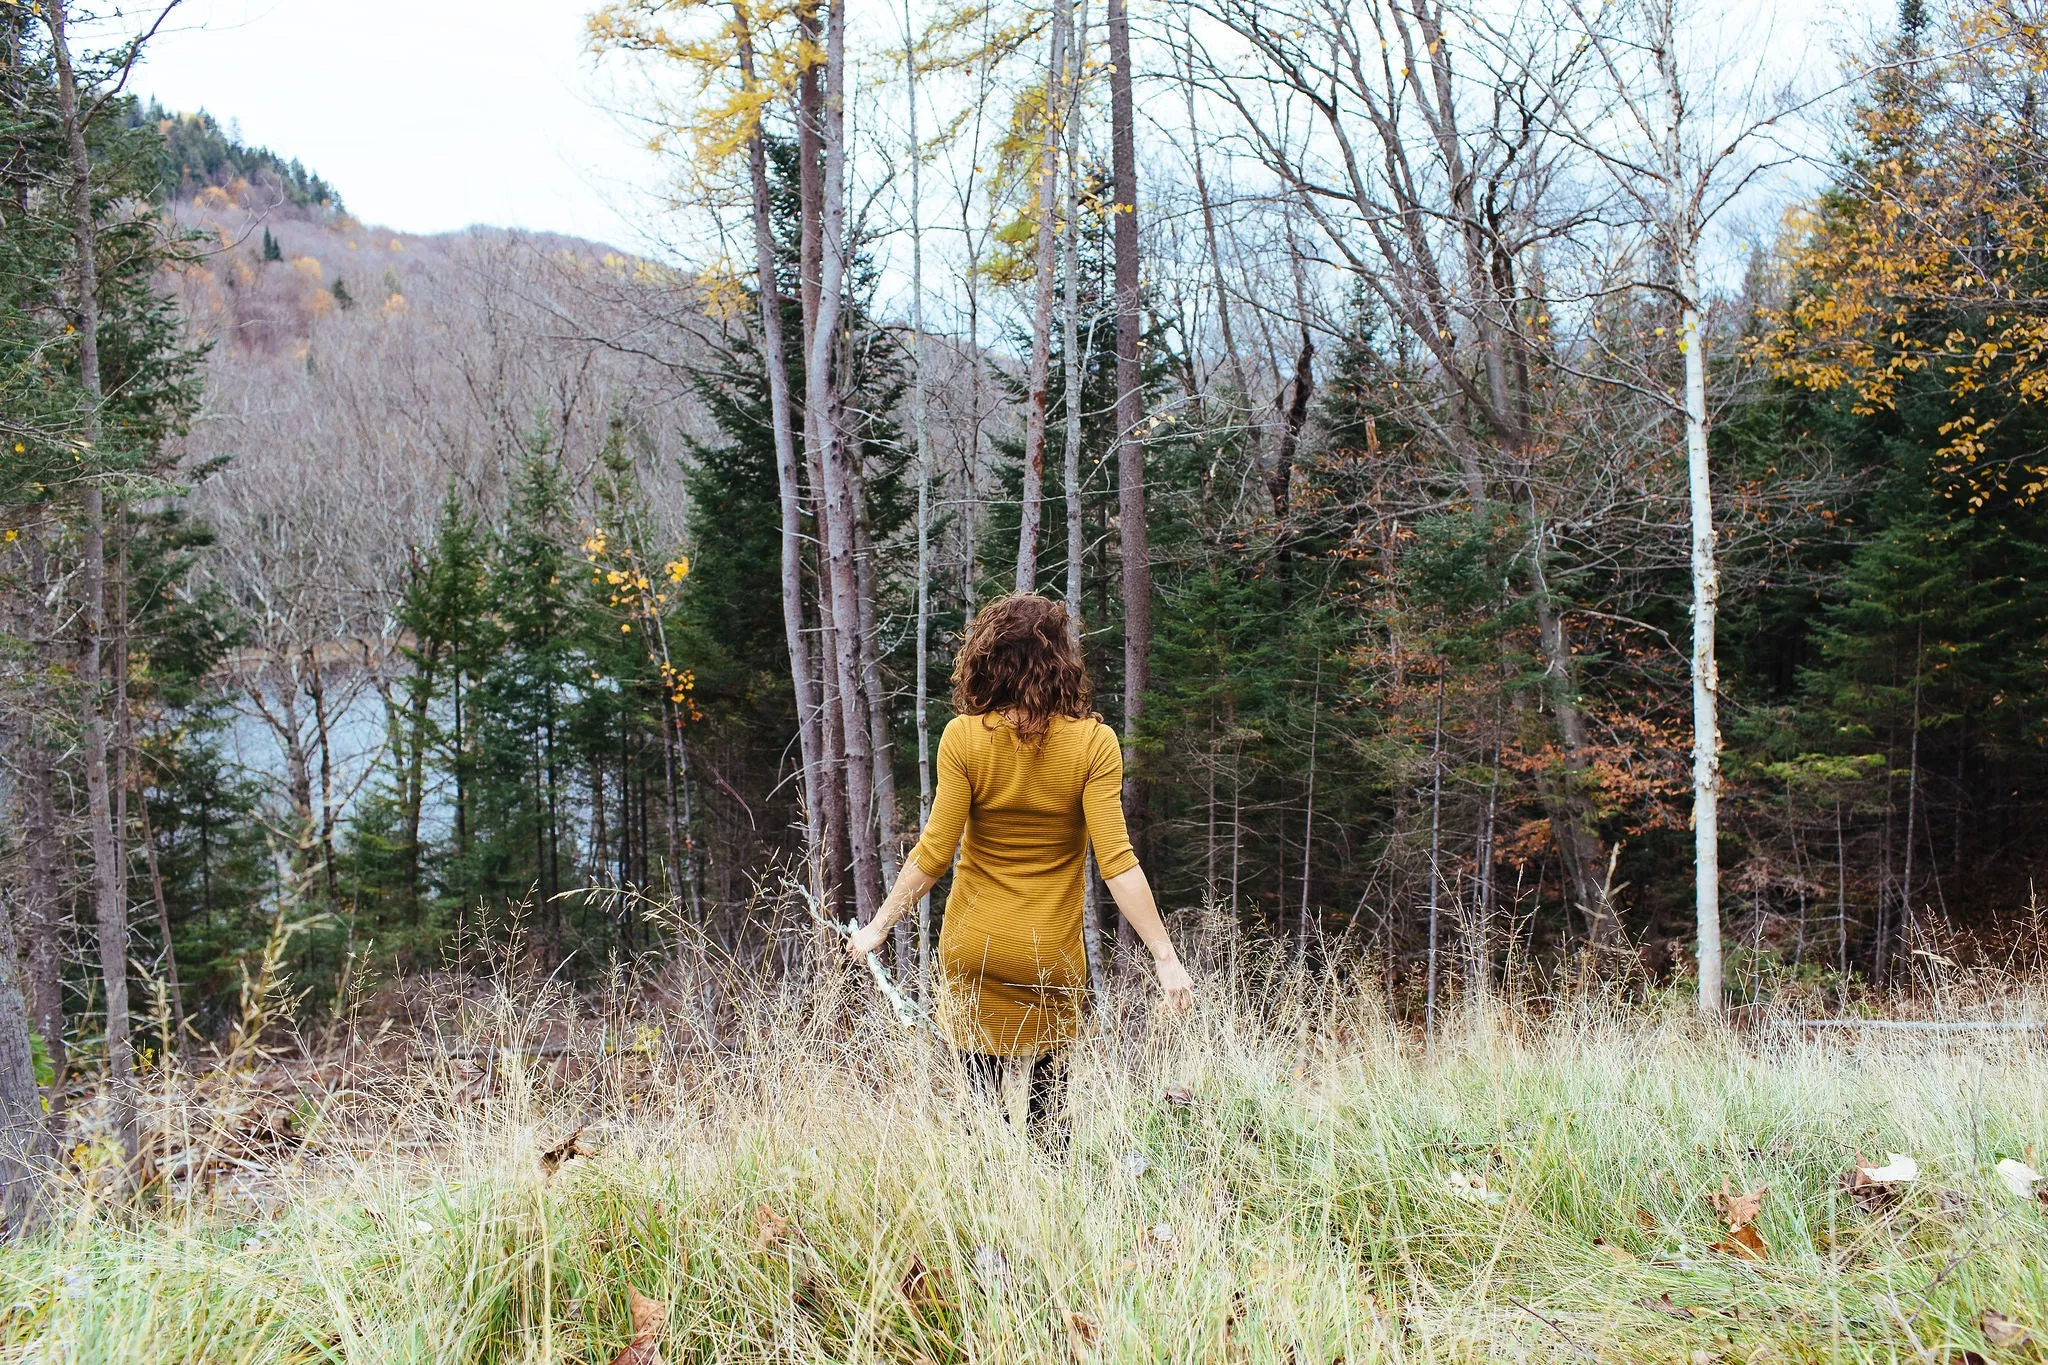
[950,593,1094,745]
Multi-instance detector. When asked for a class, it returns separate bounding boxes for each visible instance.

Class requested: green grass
[4,971,2046,1363]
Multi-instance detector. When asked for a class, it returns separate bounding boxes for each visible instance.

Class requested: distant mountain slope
[135,102,342,211]
[154,141,711,657]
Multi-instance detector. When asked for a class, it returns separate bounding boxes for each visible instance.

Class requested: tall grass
[4,930,2046,1363]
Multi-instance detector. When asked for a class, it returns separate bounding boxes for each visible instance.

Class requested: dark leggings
[960,1048,1070,1147]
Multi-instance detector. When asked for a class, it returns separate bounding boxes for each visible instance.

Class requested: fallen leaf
[1981,1309,2030,1350]
[1592,1237,1633,1263]
[1994,1158,2041,1200]
[1858,1153,1919,1184]
[1708,1222,1769,1261]
[1446,1171,1505,1204]
[1635,1292,1699,1321]
[1845,1160,1902,1213]
[1066,1308,1102,1348]
[1162,1083,1194,1108]
[899,1253,949,1311]
[973,1243,1012,1291]
[752,1203,791,1252]
[607,1287,667,1365]
[539,1124,593,1176]
[1634,1206,1658,1230]
[1709,1178,1766,1231]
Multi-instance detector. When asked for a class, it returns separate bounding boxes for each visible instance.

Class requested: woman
[846,593,1194,1140]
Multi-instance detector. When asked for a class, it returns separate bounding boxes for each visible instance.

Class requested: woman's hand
[1153,952,1195,1013]
[845,917,889,962]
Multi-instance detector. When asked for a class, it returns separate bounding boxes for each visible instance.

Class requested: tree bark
[48,0,137,1169]
[736,10,825,879]
[808,0,884,921]
[1061,0,1088,630]
[1673,170,1720,1014]
[1015,3,1067,595]
[0,886,50,1236]
[904,0,935,999]
[1108,0,1150,952]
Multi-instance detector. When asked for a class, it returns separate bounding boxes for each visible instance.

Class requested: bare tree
[45,0,136,1169]
[1109,0,1151,919]
[735,6,826,882]
[1016,2,1069,593]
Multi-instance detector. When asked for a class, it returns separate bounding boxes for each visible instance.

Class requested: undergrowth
[2,946,2045,1363]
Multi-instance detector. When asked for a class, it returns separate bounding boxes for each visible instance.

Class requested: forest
[2,0,2048,1327]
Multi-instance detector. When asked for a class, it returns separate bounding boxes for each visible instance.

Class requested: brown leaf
[1981,1309,2030,1350]
[1708,1177,1766,1231]
[1635,1293,1700,1321]
[1162,1083,1194,1108]
[1634,1206,1658,1230]
[899,1253,949,1311]
[539,1124,592,1176]
[1844,1155,1904,1214]
[1592,1237,1633,1263]
[1066,1309,1102,1348]
[606,1287,667,1365]
[1707,1222,1769,1261]
[753,1202,791,1252]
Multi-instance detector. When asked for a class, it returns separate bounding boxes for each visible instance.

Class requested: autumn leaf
[1981,1310,2030,1350]
[1066,1308,1102,1350]
[1591,1237,1633,1263]
[1845,1151,1915,1213]
[1633,1206,1658,1231]
[1708,1222,1769,1261]
[1161,1083,1194,1108]
[899,1253,949,1312]
[539,1124,594,1176]
[1708,1177,1766,1231]
[1857,1153,1919,1184]
[752,1202,792,1252]
[606,1287,667,1365]
[1994,1158,2041,1201]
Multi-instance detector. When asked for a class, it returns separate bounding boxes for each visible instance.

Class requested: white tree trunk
[1015,5,1066,594]
[735,11,824,882]
[903,0,935,999]
[809,0,884,920]
[1662,21,1721,1016]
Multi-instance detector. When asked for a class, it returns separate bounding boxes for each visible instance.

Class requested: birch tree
[1015,2,1068,592]
[1552,0,1810,1012]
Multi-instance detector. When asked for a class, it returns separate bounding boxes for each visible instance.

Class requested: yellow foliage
[695,258,750,322]
[1758,0,2048,510]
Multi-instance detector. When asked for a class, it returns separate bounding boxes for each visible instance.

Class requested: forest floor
[3,961,2046,1363]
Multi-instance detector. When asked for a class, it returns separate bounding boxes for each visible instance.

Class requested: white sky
[128,0,658,250]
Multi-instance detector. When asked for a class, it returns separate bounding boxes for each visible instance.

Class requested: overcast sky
[124,0,1883,273]
[129,0,658,249]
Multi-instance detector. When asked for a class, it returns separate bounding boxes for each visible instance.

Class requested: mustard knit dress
[908,712,1138,1058]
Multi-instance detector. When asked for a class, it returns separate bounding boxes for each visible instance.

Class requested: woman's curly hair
[950,593,1094,745]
